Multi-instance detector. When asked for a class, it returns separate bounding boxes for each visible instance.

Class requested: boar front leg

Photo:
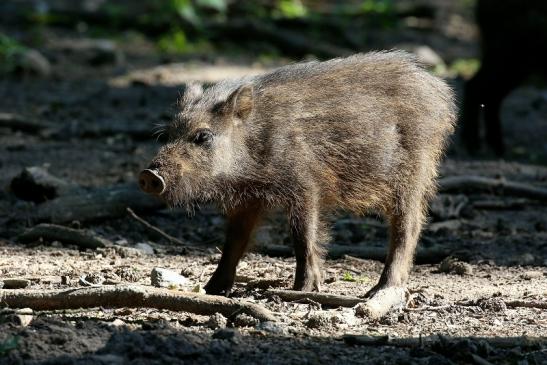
[204,201,262,296]
[289,193,324,292]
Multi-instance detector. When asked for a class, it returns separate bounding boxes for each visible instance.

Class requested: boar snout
[138,169,166,195]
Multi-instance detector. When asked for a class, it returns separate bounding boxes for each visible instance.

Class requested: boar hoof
[356,286,407,319]
[204,278,234,297]
[293,270,322,292]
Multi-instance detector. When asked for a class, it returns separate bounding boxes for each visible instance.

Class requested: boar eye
[193,129,213,145]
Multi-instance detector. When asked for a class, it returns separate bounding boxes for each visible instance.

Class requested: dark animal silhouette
[461,0,547,155]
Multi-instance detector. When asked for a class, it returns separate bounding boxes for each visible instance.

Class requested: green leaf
[277,0,307,19]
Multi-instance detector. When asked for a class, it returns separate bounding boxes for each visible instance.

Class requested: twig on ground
[126,207,185,246]
[18,223,112,249]
[266,289,362,307]
[0,284,276,322]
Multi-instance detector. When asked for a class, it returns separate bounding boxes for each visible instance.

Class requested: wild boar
[139,51,456,317]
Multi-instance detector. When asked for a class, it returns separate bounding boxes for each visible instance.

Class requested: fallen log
[256,244,451,264]
[0,284,276,322]
[18,223,112,249]
[31,184,164,223]
[266,289,362,307]
[439,175,547,201]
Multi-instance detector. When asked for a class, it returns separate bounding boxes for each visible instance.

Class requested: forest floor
[1,22,547,365]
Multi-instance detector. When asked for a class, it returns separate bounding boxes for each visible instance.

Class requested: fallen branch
[256,244,451,264]
[439,175,547,202]
[126,207,185,245]
[266,289,362,307]
[18,223,112,249]
[0,284,276,322]
[505,300,547,310]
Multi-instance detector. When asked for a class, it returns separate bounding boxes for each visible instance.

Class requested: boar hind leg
[289,193,325,292]
[361,193,426,318]
[204,202,262,296]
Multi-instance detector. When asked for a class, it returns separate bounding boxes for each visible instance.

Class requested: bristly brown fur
[142,50,456,300]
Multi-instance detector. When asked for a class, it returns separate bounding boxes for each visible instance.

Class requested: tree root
[0,284,276,322]
[266,289,362,307]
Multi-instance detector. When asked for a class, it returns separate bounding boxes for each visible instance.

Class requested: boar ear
[226,85,254,121]
[180,82,203,105]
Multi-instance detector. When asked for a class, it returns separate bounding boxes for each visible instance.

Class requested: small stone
[212,328,240,341]
[521,271,543,280]
[79,273,105,286]
[439,257,473,275]
[232,313,259,328]
[107,319,126,327]
[135,242,154,255]
[115,246,143,258]
[150,267,189,289]
[2,278,31,289]
[207,313,228,329]
[255,321,288,335]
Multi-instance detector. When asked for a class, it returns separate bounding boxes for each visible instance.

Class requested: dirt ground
[1,14,547,365]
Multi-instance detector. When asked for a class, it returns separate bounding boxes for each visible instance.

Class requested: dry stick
[266,289,362,307]
[126,207,186,246]
[439,175,547,202]
[0,284,276,322]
